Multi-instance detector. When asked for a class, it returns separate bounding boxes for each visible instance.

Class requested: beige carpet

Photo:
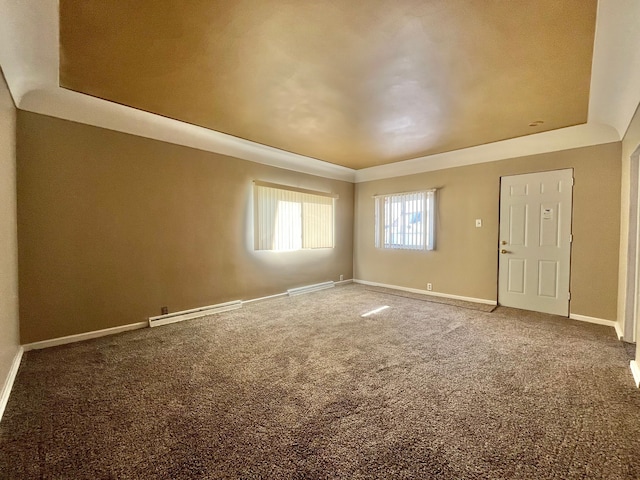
[1,284,639,479]
[364,285,497,312]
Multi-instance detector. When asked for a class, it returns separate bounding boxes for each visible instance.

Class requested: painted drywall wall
[617,102,640,342]
[0,69,20,403]
[17,112,354,343]
[354,143,621,321]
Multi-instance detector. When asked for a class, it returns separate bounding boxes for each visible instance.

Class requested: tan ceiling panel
[60,0,597,169]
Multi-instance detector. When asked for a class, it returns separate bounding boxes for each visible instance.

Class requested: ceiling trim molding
[354,123,620,183]
[0,0,356,183]
[588,0,640,139]
[20,86,357,182]
[0,0,636,184]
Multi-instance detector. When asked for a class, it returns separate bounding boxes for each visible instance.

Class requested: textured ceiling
[59,0,597,170]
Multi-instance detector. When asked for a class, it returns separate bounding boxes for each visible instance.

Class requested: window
[374,190,436,250]
[254,181,336,251]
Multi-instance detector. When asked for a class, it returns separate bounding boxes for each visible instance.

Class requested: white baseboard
[569,313,618,329]
[287,281,335,296]
[244,280,352,305]
[149,300,242,328]
[20,278,355,349]
[242,292,289,305]
[22,322,148,351]
[630,360,640,388]
[614,322,624,340]
[353,279,497,306]
[0,347,24,422]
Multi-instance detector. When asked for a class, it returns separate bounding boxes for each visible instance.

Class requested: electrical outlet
[161,306,168,315]
[339,274,344,281]
[427,283,433,291]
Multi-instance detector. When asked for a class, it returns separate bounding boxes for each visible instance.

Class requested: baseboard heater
[148,300,242,328]
[287,281,335,296]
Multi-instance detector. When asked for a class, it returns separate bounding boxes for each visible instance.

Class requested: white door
[498,169,573,316]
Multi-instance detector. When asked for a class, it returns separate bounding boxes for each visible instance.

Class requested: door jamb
[624,145,640,342]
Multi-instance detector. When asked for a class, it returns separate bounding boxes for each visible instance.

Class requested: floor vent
[287,281,335,296]
[148,300,242,328]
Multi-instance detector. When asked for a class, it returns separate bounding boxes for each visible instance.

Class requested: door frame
[497,168,575,316]
[624,145,640,342]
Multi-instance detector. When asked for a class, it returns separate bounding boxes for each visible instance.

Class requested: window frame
[374,189,436,251]
[253,181,338,251]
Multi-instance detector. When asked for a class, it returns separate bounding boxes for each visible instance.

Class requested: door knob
[501,249,509,254]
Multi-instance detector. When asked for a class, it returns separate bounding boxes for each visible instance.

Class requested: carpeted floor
[364,285,497,312]
[623,341,636,362]
[1,284,639,479]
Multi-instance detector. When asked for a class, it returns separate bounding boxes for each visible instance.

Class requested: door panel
[509,204,528,245]
[539,203,560,246]
[538,260,558,297]
[507,259,526,293]
[498,169,573,316]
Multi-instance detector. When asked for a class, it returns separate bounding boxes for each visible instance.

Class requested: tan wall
[17,112,354,343]
[0,69,20,397]
[355,143,622,320]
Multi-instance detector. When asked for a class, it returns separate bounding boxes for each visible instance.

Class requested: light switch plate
[475,219,482,228]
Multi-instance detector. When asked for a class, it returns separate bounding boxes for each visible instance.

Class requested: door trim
[624,145,640,342]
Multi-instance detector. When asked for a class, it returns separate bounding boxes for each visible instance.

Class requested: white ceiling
[0,0,638,183]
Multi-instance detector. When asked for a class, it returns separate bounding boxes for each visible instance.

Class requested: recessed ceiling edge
[1,0,635,184]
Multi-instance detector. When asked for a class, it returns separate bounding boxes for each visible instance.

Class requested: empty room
[2,0,640,478]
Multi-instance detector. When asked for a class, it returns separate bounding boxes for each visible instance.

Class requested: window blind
[254,183,335,251]
[375,190,436,250]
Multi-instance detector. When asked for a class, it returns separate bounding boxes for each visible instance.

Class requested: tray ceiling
[59,0,596,170]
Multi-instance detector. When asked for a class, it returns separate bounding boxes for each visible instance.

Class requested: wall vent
[148,300,242,328]
[287,281,335,296]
